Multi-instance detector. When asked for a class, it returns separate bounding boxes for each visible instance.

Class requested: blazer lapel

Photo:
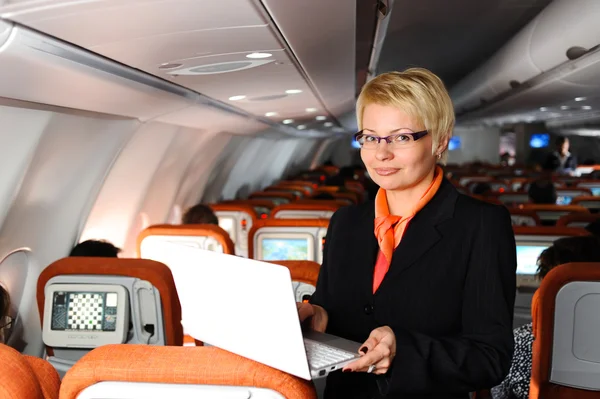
[387,179,459,278]
[356,202,379,296]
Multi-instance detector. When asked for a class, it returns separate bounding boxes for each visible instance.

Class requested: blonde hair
[356,68,455,164]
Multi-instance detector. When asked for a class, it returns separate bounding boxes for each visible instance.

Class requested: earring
[436,153,441,160]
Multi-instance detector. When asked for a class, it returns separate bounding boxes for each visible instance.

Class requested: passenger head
[356,68,454,192]
[527,179,557,204]
[0,284,10,343]
[472,182,492,196]
[70,240,121,257]
[537,236,600,279]
[555,136,569,156]
[585,219,600,237]
[182,204,218,225]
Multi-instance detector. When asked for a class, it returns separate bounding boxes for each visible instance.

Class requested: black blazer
[310,178,517,399]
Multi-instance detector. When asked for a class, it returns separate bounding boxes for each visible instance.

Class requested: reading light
[282,119,294,124]
[316,116,326,121]
[560,106,569,110]
[246,52,272,59]
[265,112,278,117]
[228,95,246,101]
[297,125,307,130]
[286,89,303,94]
[575,97,587,102]
[582,105,592,110]
[324,122,334,127]
[539,107,548,111]
[305,108,317,113]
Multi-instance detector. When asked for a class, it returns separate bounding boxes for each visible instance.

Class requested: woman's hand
[343,326,396,375]
[296,302,328,332]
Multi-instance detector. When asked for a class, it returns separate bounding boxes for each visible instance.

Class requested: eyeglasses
[354,129,428,150]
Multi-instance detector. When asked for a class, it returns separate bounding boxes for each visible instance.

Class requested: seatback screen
[516,245,546,275]
[261,238,309,260]
[51,291,118,332]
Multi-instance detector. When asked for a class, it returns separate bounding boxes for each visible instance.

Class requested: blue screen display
[530,133,549,148]
[516,245,546,275]
[556,195,573,205]
[591,187,600,196]
[448,136,461,151]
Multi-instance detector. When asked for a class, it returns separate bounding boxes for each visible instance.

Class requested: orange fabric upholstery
[248,219,330,259]
[37,257,183,356]
[572,195,600,209]
[24,355,61,399]
[556,213,600,227]
[530,263,600,399]
[266,261,320,287]
[59,345,317,399]
[137,224,235,256]
[0,344,56,399]
[271,202,342,218]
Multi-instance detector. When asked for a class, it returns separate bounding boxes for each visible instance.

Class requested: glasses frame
[354,130,429,149]
[0,315,12,330]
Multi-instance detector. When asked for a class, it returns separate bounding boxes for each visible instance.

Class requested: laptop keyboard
[304,339,357,369]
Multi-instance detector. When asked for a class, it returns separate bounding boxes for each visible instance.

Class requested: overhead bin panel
[0,22,195,120]
[451,0,600,112]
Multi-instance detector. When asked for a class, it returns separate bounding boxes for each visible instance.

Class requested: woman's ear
[436,135,450,156]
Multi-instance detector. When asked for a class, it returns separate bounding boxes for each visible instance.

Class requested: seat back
[0,344,56,399]
[221,199,274,218]
[37,258,183,376]
[530,263,600,399]
[271,203,341,219]
[137,224,235,258]
[520,204,590,225]
[555,188,592,205]
[508,208,541,226]
[492,191,530,206]
[248,219,329,263]
[59,345,316,399]
[249,191,296,204]
[209,204,257,257]
[576,180,600,196]
[556,213,600,228]
[572,196,600,213]
[266,261,320,303]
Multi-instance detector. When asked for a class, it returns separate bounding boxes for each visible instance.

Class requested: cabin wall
[448,126,501,164]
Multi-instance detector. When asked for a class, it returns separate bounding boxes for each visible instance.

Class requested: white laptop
[144,241,361,380]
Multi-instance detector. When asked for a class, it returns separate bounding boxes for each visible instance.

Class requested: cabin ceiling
[377,0,553,88]
[0,0,356,134]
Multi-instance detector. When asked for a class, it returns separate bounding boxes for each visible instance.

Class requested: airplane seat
[248,191,296,205]
[520,204,590,226]
[266,260,320,303]
[221,199,274,219]
[0,343,59,399]
[493,191,530,206]
[248,219,329,264]
[266,185,311,198]
[59,345,317,399]
[209,203,257,258]
[572,196,600,213]
[36,257,183,377]
[530,263,600,399]
[137,224,235,258]
[508,209,541,226]
[271,203,341,219]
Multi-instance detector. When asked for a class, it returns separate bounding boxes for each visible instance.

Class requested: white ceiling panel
[1,0,267,46]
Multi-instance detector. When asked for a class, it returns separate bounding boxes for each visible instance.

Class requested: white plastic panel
[77,381,286,399]
[80,123,180,256]
[0,23,193,120]
[0,104,50,227]
[0,109,137,356]
[551,281,600,390]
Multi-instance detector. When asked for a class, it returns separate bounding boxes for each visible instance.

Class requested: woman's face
[360,103,440,192]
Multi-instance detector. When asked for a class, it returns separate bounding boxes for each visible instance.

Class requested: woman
[490,235,600,399]
[299,68,517,398]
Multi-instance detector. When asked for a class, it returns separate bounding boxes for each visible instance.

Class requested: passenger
[325,166,356,187]
[527,179,557,204]
[182,204,218,225]
[472,182,493,196]
[299,68,516,398]
[491,235,600,399]
[543,136,577,174]
[0,284,10,343]
[69,240,121,257]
